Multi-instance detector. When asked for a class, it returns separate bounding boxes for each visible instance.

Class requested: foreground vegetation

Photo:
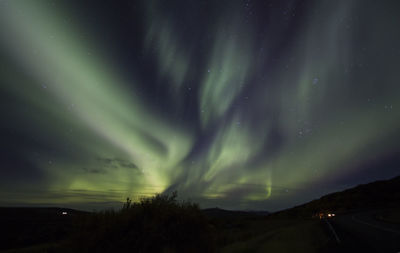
[62,192,215,252]
[2,192,333,253]
[5,175,400,252]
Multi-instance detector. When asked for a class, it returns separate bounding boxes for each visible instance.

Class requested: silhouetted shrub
[66,192,216,252]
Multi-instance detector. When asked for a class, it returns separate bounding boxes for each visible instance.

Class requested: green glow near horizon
[1,0,399,210]
[0,1,193,203]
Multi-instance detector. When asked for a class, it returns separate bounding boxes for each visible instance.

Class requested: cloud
[97,157,140,172]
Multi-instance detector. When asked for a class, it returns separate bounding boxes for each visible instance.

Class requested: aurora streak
[0,0,399,211]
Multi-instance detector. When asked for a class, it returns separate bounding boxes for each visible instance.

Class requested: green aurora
[0,0,399,211]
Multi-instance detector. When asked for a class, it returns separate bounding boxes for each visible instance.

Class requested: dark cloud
[97,157,140,172]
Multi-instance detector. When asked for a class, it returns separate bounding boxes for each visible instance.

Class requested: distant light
[331,213,335,217]
[62,211,68,215]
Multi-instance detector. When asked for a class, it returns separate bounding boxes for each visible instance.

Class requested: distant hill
[275,175,400,218]
[203,207,270,218]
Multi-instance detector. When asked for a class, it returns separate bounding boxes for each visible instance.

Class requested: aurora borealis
[1,0,399,211]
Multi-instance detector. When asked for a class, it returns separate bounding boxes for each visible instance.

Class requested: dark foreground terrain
[0,207,87,251]
[1,176,399,253]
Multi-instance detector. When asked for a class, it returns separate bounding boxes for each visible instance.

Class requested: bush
[65,192,216,252]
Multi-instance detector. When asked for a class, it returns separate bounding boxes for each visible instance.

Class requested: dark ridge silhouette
[273,175,400,218]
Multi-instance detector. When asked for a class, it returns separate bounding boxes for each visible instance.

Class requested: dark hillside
[274,175,400,218]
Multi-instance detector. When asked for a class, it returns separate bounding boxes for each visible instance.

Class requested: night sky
[1,0,399,211]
